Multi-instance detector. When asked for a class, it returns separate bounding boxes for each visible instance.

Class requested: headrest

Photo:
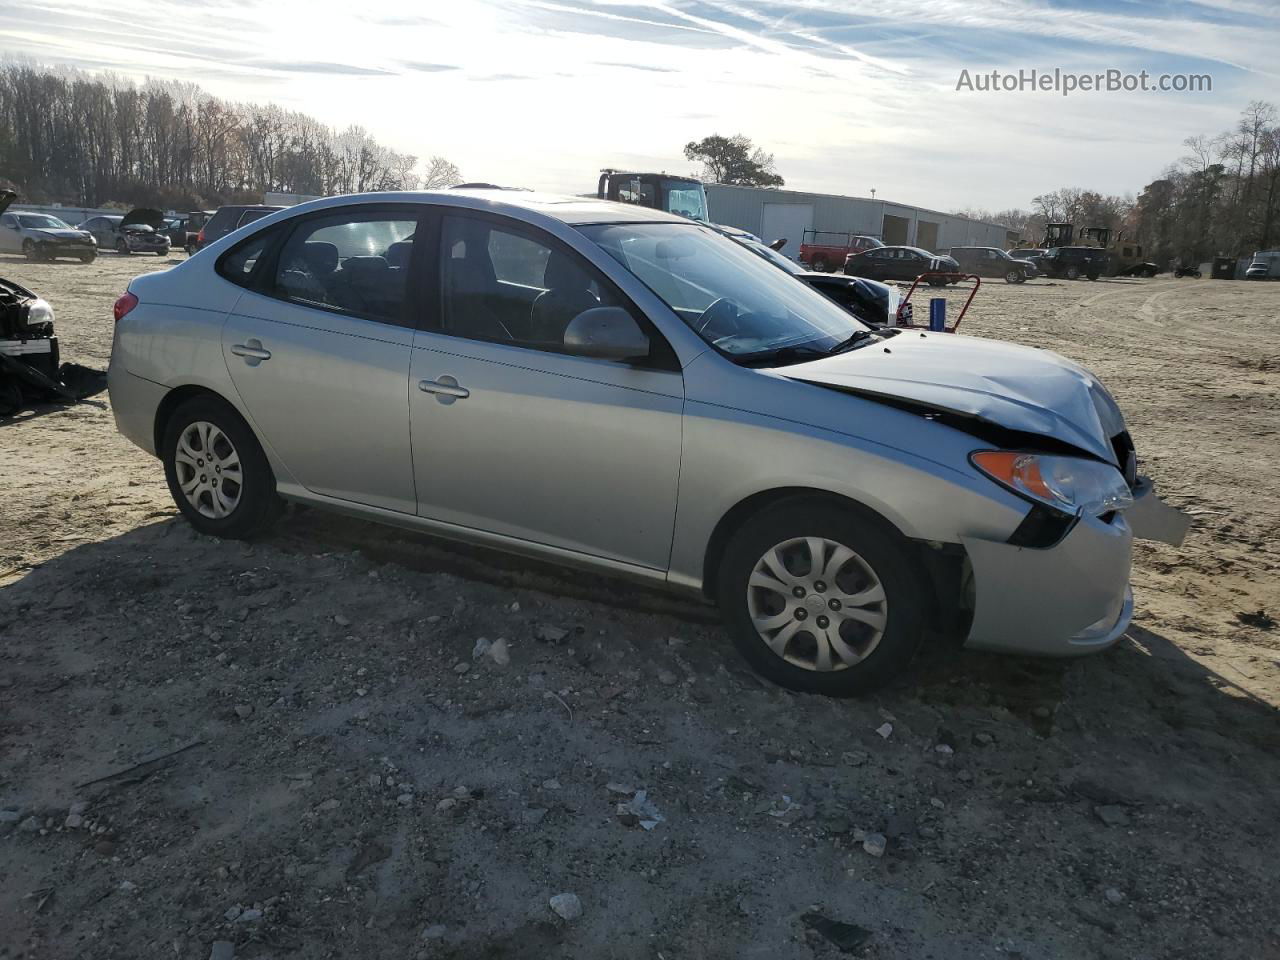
[301,241,338,274]
[543,252,591,291]
[342,256,390,280]
[385,241,412,269]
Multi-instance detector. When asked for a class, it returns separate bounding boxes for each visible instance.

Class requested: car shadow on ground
[7,510,1275,743]
[0,379,108,425]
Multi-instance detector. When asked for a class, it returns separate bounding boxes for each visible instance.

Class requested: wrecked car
[0,273,103,415]
[108,190,1188,696]
[78,208,171,256]
[0,190,97,262]
[713,224,909,327]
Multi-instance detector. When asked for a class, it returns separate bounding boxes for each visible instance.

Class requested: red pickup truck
[799,230,883,271]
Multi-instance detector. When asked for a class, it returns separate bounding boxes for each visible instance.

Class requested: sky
[1,0,1276,212]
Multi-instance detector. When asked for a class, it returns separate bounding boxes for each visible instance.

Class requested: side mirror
[563,306,650,361]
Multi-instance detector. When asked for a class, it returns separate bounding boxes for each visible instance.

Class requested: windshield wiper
[827,329,881,355]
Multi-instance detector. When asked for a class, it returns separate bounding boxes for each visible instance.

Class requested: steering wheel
[694,297,740,335]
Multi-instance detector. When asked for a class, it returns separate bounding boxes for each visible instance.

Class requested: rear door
[220,205,422,514]
[408,210,684,571]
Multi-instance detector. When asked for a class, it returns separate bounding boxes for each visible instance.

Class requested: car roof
[277,189,691,227]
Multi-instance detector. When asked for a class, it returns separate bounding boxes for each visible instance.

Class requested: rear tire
[1065,265,1082,281]
[811,256,829,272]
[161,395,282,539]
[80,252,96,264]
[21,240,37,261]
[716,499,925,696]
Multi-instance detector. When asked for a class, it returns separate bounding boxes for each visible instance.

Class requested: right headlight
[25,298,55,326]
[971,451,1133,518]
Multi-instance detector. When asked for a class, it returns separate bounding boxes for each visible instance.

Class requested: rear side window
[204,208,238,240]
[272,211,418,324]
[217,228,280,288]
[237,209,271,228]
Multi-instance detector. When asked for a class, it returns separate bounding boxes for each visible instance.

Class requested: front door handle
[230,340,271,364]
[418,376,469,403]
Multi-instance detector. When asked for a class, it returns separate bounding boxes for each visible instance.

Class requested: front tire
[116,239,130,255]
[811,256,829,272]
[1005,269,1021,284]
[716,500,925,696]
[161,395,282,539]
[80,252,96,264]
[1065,265,1082,280]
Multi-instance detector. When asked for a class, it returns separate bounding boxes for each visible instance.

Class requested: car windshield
[18,214,70,229]
[581,222,869,362]
[663,183,707,222]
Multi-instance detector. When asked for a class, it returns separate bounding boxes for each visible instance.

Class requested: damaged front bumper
[961,478,1187,657]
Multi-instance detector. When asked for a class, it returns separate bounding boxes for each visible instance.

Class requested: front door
[409,212,684,571]
[221,207,422,514]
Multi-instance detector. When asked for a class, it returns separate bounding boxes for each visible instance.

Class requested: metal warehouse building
[706,184,1017,252]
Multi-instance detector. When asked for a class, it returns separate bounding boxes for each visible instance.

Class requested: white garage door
[760,203,814,256]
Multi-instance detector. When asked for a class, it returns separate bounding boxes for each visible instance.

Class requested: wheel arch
[153,384,246,455]
[701,486,970,638]
[702,487,907,600]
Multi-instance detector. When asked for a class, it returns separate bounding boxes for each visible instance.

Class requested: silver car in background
[108,190,1187,695]
[0,198,97,262]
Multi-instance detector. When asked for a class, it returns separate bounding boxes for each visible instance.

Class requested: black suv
[194,204,284,251]
[946,246,1037,284]
[1038,246,1109,281]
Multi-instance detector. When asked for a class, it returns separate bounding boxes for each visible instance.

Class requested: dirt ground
[2,251,1278,960]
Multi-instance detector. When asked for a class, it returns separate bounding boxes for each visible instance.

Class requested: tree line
[0,62,462,211]
[958,101,1280,263]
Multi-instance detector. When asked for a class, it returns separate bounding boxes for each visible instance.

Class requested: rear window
[204,208,240,239]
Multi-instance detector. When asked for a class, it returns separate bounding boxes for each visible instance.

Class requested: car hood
[773,332,1127,463]
[35,228,90,240]
[121,207,165,229]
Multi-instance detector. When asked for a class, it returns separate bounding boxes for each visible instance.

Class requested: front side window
[582,222,869,362]
[440,214,635,354]
[273,212,416,323]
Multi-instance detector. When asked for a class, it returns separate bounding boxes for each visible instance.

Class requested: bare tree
[420,155,463,189]
[0,61,460,208]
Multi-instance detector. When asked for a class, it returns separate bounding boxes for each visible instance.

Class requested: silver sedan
[107,190,1187,695]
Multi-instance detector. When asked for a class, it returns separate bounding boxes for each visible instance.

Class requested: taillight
[114,292,139,323]
[196,228,205,248]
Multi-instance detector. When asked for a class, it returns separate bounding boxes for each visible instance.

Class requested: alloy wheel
[173,421,243,519]
[746,536,888,672]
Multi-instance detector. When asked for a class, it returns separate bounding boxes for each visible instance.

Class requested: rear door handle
[418,376,469,402]
[230,340,271,363]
